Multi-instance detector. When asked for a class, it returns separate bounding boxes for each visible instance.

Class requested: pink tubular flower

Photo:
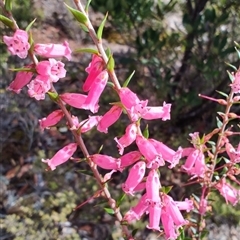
[42,143,77,170]
[114,123,137,155]
[175,198,194,213]
[161,209,178,240]
[136,135,165,169]
[119,87,148,121]
[97,105,122,133]
[146,170,161,204]
[34,40,72,60]
[147,204,161,232]
[225,142,240,163]
[27,75,51,100]
[7,67,34,94]
[181,148,206,177]
[149,139,182,168]
[162,194,188,228]
[36,58,66,82]
[83,54,104,92]
[3,29,30,59]
[123,193,149,222]
[39,109,64,131]
[122,161,146,196]
[230,70,240,94]
[79,115,102,133]
[60,93,87,109]
[120,151,142,168]
[82,70,108,113]
[90,154,121,170]
[215,178,240,206]
[141,102,172,121]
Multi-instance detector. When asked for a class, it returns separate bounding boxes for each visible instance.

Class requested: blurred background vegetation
[0,0,240,239]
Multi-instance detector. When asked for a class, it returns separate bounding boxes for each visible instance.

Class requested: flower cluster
[2,3,240,239]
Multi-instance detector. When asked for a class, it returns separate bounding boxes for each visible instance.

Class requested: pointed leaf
[64,3,87,25]
[123,70,135,87]
[105,48,111,58]
[79,23,89,32]
[215,90,228,98]
[9,67,35,72]
[0,14,14,28]
[85,0,92,13]
[97,12,108,39]
[5,0,12,11]
[143,124,149,139]
[116,193,126,207]
[74,48,99,54]
[226,70,235,82]
[225,62,237,71]
[104,208,115,215]
[107,55,115,71]
[235,47,240,59]
[25,18,37,32]
[216,116,223,128]
[161,186,173,194]
[47,91,59,102]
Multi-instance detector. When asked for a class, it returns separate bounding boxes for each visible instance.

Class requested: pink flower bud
[120,151,142,168]
[60,93,87,108]
[42,143,77,170]
[146,170,161,204]
[114,123,137,155]
[3,29,30,59]
[39,109,64,131]
[141,102,171,121]
[7,67,34,94]
[97,105,122,133]
[91,154,121,170]
[36,58,66,82]
[27,75,51,100]
[136,136,165,169]
[34,41,72,60]
[83,54,104,92]
[149,139,182,168]
[122,161,146,196]
[82,70,108,113]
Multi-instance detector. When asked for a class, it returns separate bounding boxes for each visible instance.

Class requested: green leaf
[235,47,240,59]
[116,193,126,207]
[97,12,108,39]
[123,70,135,87]
[161,186,173,194]
[226,70,235,82]
[225,62,237,71]
[216,116,223,128]
[107,55,115,71]
[105,47,111,58]
[104,208,114,215]
[25,18,37,32]
[76,169,94,177]
[74,48,99,54]
[47,91,59,102]
[9,67,35,72]
[0,14,14,28]
[79,23,89,32]
[143,124,149,139]
[85,0,92,13]
[5,0,12,11]
[64,3,87,25]
[132,229,138,237]
[215,90,228,98]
